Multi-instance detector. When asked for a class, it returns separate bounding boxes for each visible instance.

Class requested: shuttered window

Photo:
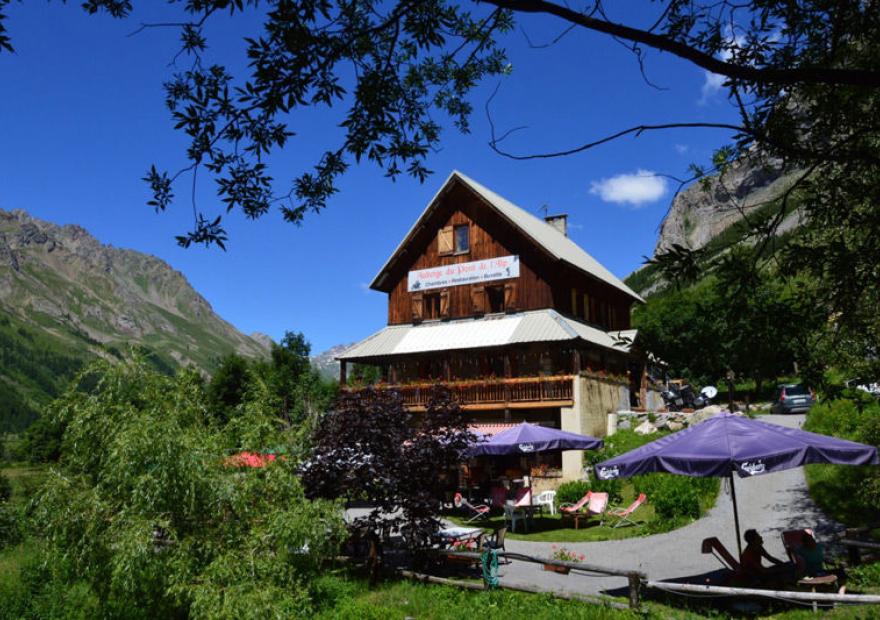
[503,282,517,311]
[424,293,441,320]
[438,226,454,256]
[570,288,578,316]
[471,285,485,314]
[486,286,505,313]
[440,290,450,318]
[583,293,591,321]
[412,292,424,322]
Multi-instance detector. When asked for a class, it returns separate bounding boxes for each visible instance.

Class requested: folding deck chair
[454,492,490,522]
[606,493,646,528]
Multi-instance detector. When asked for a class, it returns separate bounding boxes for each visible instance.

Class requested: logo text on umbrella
[739,460,766,476]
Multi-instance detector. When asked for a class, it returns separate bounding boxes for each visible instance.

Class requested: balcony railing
[351,375,575,410]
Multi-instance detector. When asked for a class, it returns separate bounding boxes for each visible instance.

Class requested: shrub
[804,393,880,527]
[634,474,718,521]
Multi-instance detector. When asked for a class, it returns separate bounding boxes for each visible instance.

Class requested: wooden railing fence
[370,375,575,409]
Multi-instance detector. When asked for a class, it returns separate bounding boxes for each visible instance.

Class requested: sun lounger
[454,492,490,522]
[606,493,646,528]
[701,537,742,574]
[559,491,591,514]
[561,491,608,528]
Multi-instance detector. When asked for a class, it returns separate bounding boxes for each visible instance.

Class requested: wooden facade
[376,183,633,330]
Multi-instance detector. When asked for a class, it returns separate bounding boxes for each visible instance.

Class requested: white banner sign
[407,255,520,292]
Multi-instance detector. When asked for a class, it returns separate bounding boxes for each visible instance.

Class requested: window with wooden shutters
[471,285,485,315]
[503,282,517,311]
[583,293,590,321]
[412,292,424,322]
[570,288,578,316]
[424,293,441,320]
[439,290,450,318]
[486,286,505,313]
[437,226,454,256]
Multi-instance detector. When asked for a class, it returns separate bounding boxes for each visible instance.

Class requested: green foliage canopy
[30,360,345,618]
[634,248,823,390]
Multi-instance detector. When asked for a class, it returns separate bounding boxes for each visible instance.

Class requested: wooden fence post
[627,573,641,609]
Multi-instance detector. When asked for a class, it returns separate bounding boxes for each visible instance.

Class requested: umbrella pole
[729,470,742,558]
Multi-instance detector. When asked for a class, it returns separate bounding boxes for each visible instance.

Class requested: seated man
[740,529,795,586]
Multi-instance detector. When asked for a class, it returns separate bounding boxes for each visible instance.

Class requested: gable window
[454,224,470,254]
[486,285,505,313]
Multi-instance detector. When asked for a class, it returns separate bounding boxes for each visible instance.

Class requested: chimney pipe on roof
[544,214,568,237]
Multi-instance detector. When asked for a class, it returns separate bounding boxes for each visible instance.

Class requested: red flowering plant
[550,545,585,563]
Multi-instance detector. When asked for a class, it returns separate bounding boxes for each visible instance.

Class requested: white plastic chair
[535,490,557,515]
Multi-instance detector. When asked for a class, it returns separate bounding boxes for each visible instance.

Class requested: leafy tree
[635,250,823,398]
[301,386,473,565]
[30,359,345,618]
[206,353,251,424]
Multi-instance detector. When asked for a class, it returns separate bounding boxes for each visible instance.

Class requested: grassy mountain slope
[0,209,271,431]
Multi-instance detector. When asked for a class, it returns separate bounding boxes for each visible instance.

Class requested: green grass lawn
[447,507,657,543]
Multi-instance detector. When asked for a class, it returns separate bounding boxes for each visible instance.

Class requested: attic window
[454,225,470,254]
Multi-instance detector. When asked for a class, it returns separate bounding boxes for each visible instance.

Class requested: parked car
[770,384,815,414]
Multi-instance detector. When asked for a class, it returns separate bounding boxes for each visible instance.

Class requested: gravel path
[494,414,841,597]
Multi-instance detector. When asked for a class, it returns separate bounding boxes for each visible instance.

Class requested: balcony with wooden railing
[347,375,575,411]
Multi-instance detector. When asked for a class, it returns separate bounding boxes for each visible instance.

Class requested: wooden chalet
[338,171,645,481]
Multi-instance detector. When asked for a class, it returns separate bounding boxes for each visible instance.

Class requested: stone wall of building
[560,373,629,480]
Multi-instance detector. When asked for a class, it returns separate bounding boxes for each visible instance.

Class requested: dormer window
[454,224,470,254]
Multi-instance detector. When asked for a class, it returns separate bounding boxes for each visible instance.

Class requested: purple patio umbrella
[594,412,879,554]
[467,422,603,457]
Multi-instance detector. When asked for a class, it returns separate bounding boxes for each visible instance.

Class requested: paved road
[494,414,841,597]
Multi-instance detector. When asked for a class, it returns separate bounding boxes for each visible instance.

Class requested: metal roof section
[337,309,637,360]
[369,170,644,303]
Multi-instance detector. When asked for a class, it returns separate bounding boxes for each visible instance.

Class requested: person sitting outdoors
[739,529,795,586]
[796,531,826,577]
[796,531,846,590]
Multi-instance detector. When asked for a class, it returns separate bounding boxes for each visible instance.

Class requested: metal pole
[730,470,742,558]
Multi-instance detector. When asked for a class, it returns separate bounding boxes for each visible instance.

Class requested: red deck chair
[607,493,647,528]
[454,492,490,522]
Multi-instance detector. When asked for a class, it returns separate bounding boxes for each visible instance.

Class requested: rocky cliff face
[0,208,271,372]
[653,157,797,256]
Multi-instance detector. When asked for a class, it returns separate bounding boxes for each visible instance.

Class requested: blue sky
[0,2,740,353]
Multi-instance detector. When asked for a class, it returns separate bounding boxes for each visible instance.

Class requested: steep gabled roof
[370,170,643,303]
